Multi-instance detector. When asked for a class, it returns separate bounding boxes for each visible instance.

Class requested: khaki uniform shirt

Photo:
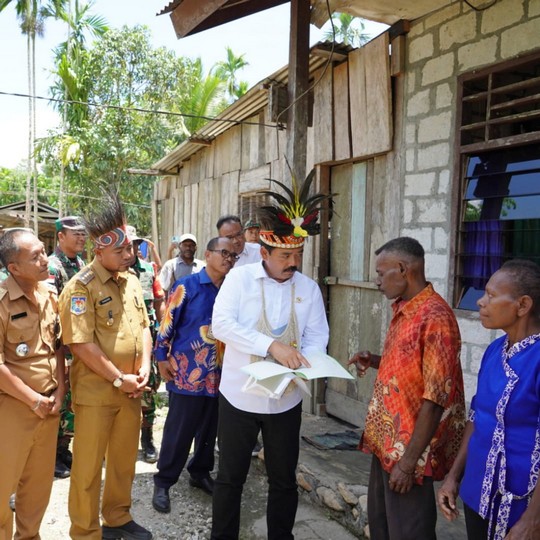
[0,276,59,395]
[59,258,150,405]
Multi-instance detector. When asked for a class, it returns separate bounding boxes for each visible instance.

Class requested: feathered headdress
[257,162,335,248]
[83,191,130,249]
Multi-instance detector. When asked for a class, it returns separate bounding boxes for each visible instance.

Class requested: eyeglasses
[209,249,240,261]
[224,231,244,240]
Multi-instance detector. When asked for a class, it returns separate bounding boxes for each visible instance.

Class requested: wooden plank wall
[153,31,393,263]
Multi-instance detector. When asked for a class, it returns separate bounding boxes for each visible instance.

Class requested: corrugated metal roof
[152,42,352,172]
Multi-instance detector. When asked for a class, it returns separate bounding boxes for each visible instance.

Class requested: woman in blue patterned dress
[437,259,540,540]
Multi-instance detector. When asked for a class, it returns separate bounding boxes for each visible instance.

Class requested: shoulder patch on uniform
[71,295,87,315]
[77,268,95,285]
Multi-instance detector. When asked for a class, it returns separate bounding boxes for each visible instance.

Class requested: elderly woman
[437,259,540,540]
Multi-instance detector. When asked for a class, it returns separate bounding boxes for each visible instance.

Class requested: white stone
[469,345,485,374]
[403,199,414,223]
[402,227,432,250]
[404,172,436,196]
[422,52,455,86]
[426,253,448,279]
[296,472,313,492]
[409,33,434,63]
[417,199,448,223]
[501,19,540,59]
[405,123,416,145]
[457,317,492,346]
[423,2,462,28]
[337,483,358,505]
[440,12,477,50]
[530,0,540,17]
[433,227,448,249]
[458,37,499,71]
[435,83,453,109]
[407,71,416,94]
[481,0,524,34]
[406,148,416,172]
[408,20,425,38]
[316,486,345,512]
[418,112,452,143]
[359,494,368,513]
[417,142,450,170]
[463,372,478,404]
[438,169,450,194]
[407,88,430,116]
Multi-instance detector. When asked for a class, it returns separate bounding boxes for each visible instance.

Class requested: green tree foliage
[40,26,214,233]
[213,46,249,102]
[0,166,60,207]
[323,13,371,47]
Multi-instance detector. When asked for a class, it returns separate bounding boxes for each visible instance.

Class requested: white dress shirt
[212,262,329,414]
[234,242,262,267]
[159,257,205,291]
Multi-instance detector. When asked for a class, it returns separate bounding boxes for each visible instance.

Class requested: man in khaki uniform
[59,198,153,540]
[0,228,65,540]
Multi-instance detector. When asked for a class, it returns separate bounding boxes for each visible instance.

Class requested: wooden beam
[286,0,311,183]
[170,0,227,38]
[126,168,180,177]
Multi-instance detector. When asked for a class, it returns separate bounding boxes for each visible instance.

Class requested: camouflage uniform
[131,258,165,429]
[47,248,85,453]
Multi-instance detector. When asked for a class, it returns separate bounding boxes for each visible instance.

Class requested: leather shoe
[54,456,70,479]
[189,475,214,495]
[102,520,152,540]
[152,486,170,513]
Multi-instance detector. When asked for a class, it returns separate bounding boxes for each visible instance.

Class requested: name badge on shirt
[11,312,27,320]
[99,296,112,305]
[71,296,87,315]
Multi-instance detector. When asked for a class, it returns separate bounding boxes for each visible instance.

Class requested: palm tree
[213,46,249,102]
[323,13,371,47]
[0,0,65,228]
[47,0,108,214]
[178,58,226,135]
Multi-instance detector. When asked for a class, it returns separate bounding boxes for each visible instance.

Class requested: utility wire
[0,90,284,130]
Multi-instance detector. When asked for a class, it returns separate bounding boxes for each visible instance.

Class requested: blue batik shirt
[154,268,222,397]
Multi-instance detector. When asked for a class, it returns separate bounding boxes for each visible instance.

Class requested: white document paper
[240,350,353,399]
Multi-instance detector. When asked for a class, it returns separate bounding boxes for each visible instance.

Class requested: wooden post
[286,0,310,184]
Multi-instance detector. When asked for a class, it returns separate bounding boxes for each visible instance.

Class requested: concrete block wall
[402,0,540,403]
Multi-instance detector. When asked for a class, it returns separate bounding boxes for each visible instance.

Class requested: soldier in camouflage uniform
[127,226,165,463]
[47,216,86,478]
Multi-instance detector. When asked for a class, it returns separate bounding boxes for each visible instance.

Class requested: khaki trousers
[68,396,141,540]
[0,394,59,540]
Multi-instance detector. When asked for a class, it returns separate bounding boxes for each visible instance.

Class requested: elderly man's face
[218,221,245,254]
[374,252,408,300]
[8,232,49,282]
[261,246,303,283]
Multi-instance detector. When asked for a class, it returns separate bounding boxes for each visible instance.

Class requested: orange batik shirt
[361,283,465,483]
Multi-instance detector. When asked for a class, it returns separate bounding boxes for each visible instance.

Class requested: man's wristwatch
[112,372,124,388]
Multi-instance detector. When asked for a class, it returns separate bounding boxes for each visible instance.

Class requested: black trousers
[464,504,491,540]
[154,392,218,488]
[367,455,437,540]
[211,394,302,540]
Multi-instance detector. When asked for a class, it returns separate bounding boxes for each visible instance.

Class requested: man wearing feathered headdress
[210,168,332,539]
[58,195,153,540]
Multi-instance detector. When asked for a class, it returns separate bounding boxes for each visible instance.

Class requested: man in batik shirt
[151,237,236,514]
[349,236,465,540]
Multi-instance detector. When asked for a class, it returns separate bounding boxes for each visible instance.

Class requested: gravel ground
[40,406,219,540]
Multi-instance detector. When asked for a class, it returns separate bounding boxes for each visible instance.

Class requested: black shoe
[141,428,158,464]
[54,456,70,478]
[102,520,152,540]
[189,475,214,495]
[151,486,170,513]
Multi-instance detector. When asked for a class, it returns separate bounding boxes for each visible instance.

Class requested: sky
[0,1,386,169]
